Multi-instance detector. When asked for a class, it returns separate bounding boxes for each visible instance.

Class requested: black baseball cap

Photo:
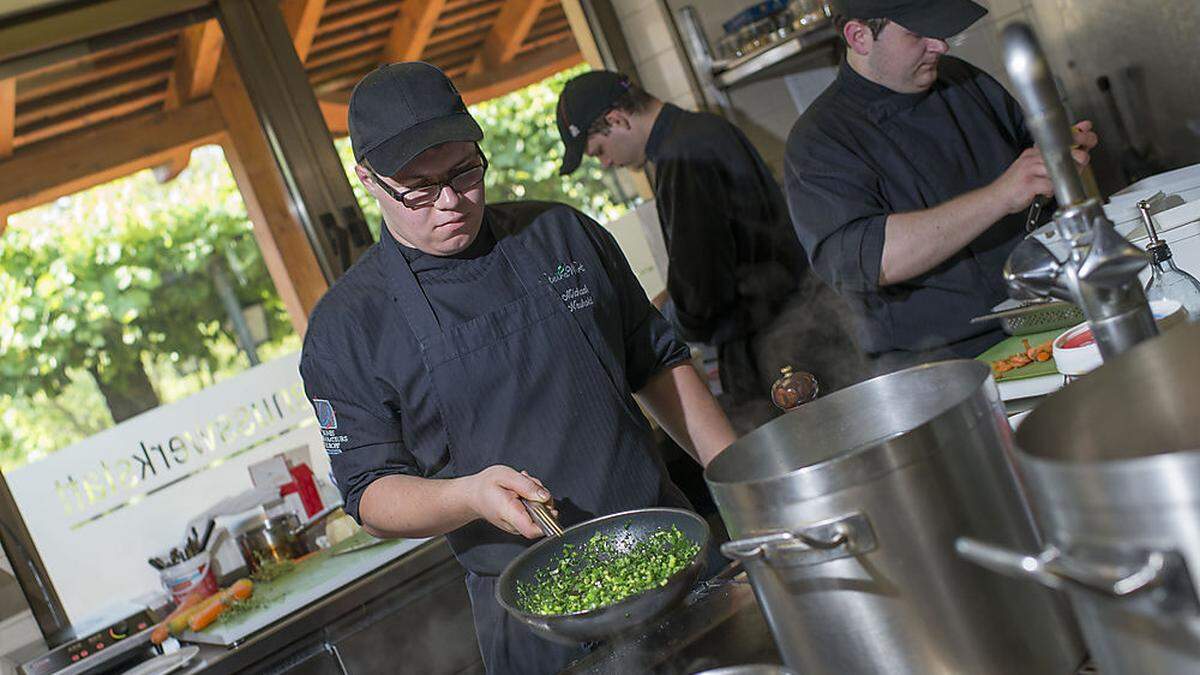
[556,70,632,175]
[348,62,483,177]
[832,0,987,39]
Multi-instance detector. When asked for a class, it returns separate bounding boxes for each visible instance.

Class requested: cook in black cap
[555,71,868,430]
[300,62,736,675]
[782,1,1100,371]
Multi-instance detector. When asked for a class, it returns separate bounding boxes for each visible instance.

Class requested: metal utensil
[199,518,216,552]
[970,299,1085,335]
[521,498,563,537]
[495,508,710,644]
[1025,195,1049,233]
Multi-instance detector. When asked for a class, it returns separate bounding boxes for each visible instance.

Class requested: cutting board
[180,536,427,646]
[975,328,1063,381]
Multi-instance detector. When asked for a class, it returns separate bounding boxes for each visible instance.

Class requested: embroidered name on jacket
[545,261,594,312]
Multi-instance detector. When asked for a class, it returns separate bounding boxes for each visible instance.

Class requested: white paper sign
[5,352,329,625]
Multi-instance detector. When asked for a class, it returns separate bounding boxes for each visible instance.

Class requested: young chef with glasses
[299,62,737,674]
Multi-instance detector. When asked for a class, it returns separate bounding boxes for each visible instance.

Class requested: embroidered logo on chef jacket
[314,398,337,429]
[313,398,349,456]
[545,261,594,312]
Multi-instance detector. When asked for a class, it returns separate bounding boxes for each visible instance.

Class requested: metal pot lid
[706,360,994,497]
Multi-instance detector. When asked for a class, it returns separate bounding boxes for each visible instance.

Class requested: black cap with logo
[556,70,632,175]
[832,0,987,39]
[348,62,483,177]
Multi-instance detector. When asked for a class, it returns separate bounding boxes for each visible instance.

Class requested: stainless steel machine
[999,23,1156,360]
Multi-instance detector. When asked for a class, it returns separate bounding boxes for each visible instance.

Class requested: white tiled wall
[950,0,1039,92]
[611,0,700,112]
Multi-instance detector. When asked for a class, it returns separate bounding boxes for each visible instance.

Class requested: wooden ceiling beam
[310,21,391,54]
[422,33,487,62]
[426,20,490,47]
[19,47,175,101]
[0,80,14,158]
[17,90,166,149]
[16,68,168,128]
[281,0,329,62]
[0,98,224,216]
[319,2,399,35]
[382,0,447,63]
[469,0,547,76]
[14,33,175,80]
[312,71,372,96]
[308,55,379,85]
[305,38,384,70]
[520,29,572,54]
[439,2,505,27]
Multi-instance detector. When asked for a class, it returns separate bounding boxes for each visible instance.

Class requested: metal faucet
[1000,23,1157,360]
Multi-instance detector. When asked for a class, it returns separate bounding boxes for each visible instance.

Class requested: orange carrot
[187,597,227,632]
[188,579,254,632]
[154,590,211,641]
[229,578,253,601]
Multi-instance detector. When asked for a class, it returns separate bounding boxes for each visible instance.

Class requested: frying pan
[495,502,710,644]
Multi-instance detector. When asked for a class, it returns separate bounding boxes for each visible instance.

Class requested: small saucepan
[236,506,338,573]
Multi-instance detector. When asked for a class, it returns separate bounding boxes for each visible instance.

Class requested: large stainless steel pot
[958,323,1200,674]
[705,360,1084,674]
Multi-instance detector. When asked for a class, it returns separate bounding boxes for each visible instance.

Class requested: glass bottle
[1138,199,1200,320]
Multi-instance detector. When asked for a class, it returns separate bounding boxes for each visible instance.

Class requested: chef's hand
[1072,120,1099,153]
[466,465,556,539]
[993,122,1099,215]
[993,147,1055,214]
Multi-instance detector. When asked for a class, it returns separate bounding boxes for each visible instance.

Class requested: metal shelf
[676,7,838,114]
[713,24,837,89]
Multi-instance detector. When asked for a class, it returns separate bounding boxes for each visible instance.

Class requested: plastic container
[159,551,218,605]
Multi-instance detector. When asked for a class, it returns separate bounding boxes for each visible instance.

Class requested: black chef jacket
[784,57,1033,365]
[300,202,689,532]
[646,103,808,346]
[300,202,696,673]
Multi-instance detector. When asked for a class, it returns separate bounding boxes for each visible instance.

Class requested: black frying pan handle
[521,498,563,537]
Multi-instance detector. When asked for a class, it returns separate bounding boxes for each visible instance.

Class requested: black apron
[385,217,687,674]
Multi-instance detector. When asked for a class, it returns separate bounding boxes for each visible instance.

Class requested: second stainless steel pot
[959,323,1200,674]
[705,360,1083,674]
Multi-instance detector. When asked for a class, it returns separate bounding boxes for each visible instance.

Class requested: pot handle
[721,512,876,567]
[956,537,1200,616]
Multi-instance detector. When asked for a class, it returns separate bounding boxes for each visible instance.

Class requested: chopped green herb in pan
[516,525,699,615]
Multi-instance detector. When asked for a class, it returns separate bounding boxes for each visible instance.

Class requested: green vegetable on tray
[515,525,699,615]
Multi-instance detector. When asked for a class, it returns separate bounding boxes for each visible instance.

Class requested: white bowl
[1053,300,1186,376]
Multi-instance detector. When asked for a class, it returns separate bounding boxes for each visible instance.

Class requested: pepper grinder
[1136,196,1200,320]
[770,365,819,412]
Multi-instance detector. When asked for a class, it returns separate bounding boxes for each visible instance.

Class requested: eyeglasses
[370,154,489,209]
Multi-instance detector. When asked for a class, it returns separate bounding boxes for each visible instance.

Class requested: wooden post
[211,55,327,333]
